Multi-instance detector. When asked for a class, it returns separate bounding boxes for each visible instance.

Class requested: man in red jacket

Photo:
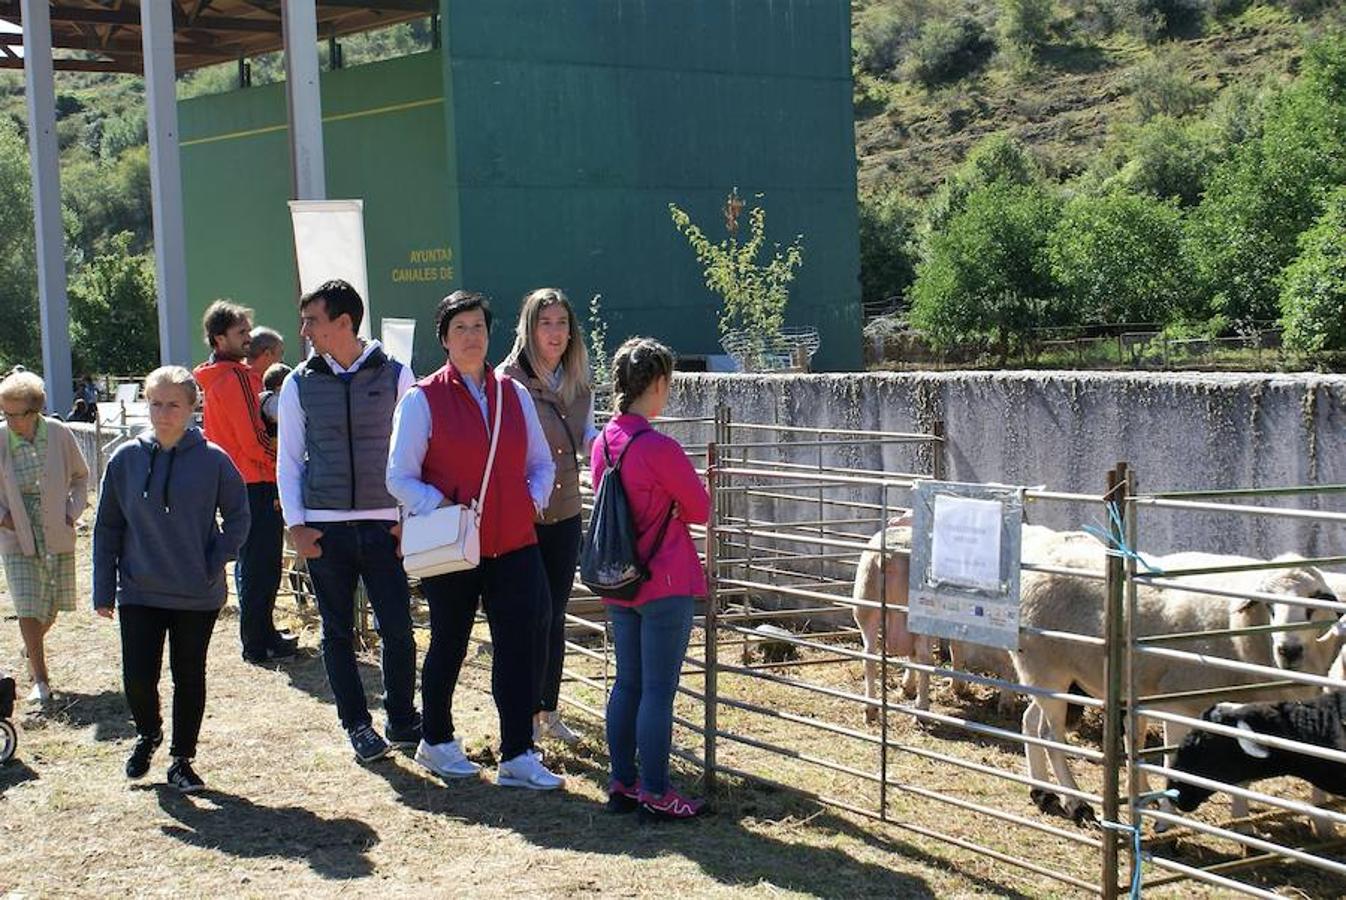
[194,301,296,664]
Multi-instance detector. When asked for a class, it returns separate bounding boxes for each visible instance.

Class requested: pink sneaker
[639,787,707,821]
[607,779,640,814]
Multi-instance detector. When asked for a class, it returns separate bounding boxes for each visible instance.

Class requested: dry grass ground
[4,534,1345,897]
[0,536,1046,899]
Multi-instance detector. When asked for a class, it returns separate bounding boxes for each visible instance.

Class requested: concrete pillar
[141,1,192,366]
[20,0,72,414]
[283,0,326,201]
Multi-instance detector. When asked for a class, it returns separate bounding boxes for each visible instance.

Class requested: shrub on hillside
[858,188,920,312]
[1280,188,1346,355]
[904,16,995,87]
[1049,190,1194,324]
[909,182,1064,362]
[996,0,1054,49]
[855,7,913,76]
[1117,0,1207,40]
[1128,49,1212,121]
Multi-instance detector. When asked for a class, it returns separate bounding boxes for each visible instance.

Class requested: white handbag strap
[473,375,504,517]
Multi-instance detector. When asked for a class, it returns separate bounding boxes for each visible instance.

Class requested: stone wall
[669,372,1346,559]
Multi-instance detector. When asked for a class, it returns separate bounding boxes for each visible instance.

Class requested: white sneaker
[538,711,580,746]
[27,681,50,704]
[415,738,481,779]
[497,749,565,791]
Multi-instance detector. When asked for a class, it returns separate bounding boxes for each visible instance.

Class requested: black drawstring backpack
[579,430,673,601]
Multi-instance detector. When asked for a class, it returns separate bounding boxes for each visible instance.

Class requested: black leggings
[419,544,548,761]
[535,516,582,712]
[119,605,220,759]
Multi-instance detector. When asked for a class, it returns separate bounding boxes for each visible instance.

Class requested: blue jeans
[606,595,694,796]
[305,521,418,732]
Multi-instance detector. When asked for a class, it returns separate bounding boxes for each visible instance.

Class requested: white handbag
[401,377,503,579]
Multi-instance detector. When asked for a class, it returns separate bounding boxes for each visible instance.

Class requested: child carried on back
[258,363,291,438]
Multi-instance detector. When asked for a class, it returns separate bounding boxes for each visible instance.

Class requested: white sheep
[1013,533,1342,825]
[850,517,1028,722]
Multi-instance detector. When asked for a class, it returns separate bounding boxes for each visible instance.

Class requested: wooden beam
[315,0,435,11]
[0,31,245,58]
[0,56,130,72]
[0,3,283,33]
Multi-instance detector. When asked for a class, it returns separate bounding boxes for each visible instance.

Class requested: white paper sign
[381,317,416,369]
[930,495,1003,591]
[288,199,371,340]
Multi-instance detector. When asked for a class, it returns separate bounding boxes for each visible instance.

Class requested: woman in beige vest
[0,371,89,704]
[500,288,595,745]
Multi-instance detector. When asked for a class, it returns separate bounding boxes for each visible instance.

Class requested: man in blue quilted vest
[276,279,421,764]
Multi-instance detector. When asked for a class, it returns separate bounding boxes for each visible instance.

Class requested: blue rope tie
[1083,502,1165,576]
[1099,789,1179,899]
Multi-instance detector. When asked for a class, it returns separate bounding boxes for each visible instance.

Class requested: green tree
[921,133,1043,250]
[0,120,40,371]
[1280,187,1346,356]
[63,146,152,259]
[909,182,1063,363]
[858,188,919,311]
[1049,190,1193,324]
[68,232,159,376]
[1106,116,1218,206]
[1185,36,1346,325]
[669,189,805,349]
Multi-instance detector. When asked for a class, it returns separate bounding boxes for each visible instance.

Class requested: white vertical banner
[288,199,371,340]
[381,317,417,370]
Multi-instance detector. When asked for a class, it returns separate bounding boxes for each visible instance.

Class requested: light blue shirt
[276,339,415,528]
[386,374,555,517]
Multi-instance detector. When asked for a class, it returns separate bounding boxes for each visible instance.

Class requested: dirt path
[0,539,1026,899]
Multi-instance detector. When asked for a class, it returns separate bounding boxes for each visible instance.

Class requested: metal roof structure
[0,0,433,73]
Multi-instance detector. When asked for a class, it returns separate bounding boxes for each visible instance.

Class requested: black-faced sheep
[1013,534,1341,825]
[1168,693,1346,838]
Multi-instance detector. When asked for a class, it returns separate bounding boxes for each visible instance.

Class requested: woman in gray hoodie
[93,366,249,792]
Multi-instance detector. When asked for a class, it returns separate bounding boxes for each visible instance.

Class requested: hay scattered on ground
[3,534,1342,897]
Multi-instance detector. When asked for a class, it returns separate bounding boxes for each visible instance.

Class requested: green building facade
[181,0,861,370]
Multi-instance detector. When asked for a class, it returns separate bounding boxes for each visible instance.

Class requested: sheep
[1012,533,1342,825]
[850,517,1031,722]
[1168,692,1346,839]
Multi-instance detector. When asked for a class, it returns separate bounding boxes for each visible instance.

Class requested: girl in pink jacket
[592,337,710,820]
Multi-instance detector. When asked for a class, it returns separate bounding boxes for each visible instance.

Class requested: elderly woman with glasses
[0,371,90,704]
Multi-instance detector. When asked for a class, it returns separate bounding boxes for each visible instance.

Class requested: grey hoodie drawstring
[162,446,176,513]
[141,444,159,501]
[140,442,177,513]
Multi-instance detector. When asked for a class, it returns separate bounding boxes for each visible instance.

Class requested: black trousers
[534,516,582,712]
[419,544,548,761]
[119,604,220,759]
[236,482,284,657]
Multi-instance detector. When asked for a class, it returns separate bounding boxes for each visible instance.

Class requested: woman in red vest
[387,291,563,791]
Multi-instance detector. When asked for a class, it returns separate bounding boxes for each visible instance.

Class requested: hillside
[3,6,1346,374]
[852,2,1339,197]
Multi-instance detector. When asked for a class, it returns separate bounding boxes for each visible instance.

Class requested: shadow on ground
[364,747,1033,899]
[46,689,136,742]
[0,758,39,795]
[151,785,379,880]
